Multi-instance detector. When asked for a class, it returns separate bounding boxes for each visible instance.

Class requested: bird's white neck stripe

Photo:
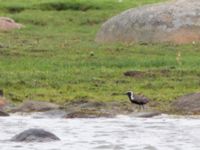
[131,94,134,100]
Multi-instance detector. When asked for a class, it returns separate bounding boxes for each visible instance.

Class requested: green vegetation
[0,0,200,106]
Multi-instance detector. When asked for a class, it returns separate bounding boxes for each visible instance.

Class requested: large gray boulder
[0,17,24,31]
[172,93,200,114]
[11,129,60,142]
[96,0,200,44]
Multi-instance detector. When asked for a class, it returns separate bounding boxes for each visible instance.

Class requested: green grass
[0,0,200,106]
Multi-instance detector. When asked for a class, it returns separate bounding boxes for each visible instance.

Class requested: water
[0,113,200,150]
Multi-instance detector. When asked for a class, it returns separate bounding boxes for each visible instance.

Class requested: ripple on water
[0,114,200,150]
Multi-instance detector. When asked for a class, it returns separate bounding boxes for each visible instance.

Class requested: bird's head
[125,91,135,101]
[125,91,134,99]
[125,91,134,97]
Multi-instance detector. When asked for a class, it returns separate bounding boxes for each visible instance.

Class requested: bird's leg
[135,105,140,112]
[142,105,145,110]
[138,105,142,112]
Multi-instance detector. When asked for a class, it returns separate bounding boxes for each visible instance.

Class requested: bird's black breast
[130,96,149,105]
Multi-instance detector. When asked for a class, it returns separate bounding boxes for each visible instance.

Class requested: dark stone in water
[0,110,9,116]
[64,100,135,118]
[39,109,66,118]
[131,112,161,118]
[65,109,113,118]
[11,128,60,142]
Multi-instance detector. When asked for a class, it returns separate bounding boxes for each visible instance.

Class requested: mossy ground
[0,0,200,109]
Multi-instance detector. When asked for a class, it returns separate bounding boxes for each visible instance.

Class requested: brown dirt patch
[124,69,170,78]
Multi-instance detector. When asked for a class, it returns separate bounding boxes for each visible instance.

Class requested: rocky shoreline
[1,93,200,143]
[1,92,200,118]
[0,99,162,118]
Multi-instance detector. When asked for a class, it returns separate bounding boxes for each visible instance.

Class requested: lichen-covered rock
[172,93,200,115]
[0,17,24,31]
[11,129,60,142]
[96,0,200,44]
[11,100,60,112]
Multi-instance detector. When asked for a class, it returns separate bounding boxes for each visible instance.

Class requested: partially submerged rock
[0,97,8,110]
[0,17,24,31]
[0,110,9,116]
[0,93,11,113]
[96,0,200,44]
[11,100,60,113]
[65,109,113,118]
[35,109,66,118]
[64,100,149,118]
[64,100,112,118]
[172,93,200,115]
[11,128,60,142]
[130,112,161,118]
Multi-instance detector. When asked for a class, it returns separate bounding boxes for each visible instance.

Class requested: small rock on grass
[172,93,200,115]
[0,17,24,31]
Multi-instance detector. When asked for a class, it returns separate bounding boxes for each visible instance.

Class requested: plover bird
[125,91,149,109]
